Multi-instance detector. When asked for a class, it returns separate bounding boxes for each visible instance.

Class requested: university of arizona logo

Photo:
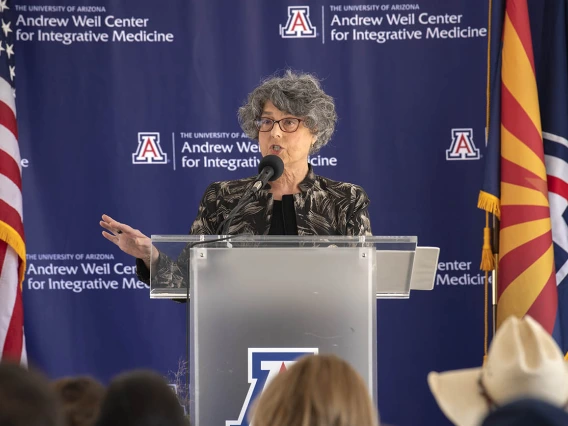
[132,132,168,164]
[279,6,317,38]
[226,348,319,426]
[446,128,480,160]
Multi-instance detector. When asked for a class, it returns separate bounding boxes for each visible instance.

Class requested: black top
[188,165,372,236]
[268,195,298,235]
[136,165,372,286]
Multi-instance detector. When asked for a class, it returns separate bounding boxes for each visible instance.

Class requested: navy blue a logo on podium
[132,132,168,164]
[279,6,316,38]
[226,347,318,426]
[446,128,480,160]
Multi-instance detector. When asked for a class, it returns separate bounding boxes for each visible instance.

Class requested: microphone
[251,155,285,192]
[217,155,285,235]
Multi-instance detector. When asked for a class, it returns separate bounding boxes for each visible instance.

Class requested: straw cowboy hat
[427,316,568,426]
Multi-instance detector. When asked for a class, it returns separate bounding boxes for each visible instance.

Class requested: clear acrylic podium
[150,235,437,426]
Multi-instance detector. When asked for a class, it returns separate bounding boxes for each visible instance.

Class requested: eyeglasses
[255,117,303,133]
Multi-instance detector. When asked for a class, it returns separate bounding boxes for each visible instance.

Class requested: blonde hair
[250,354,379,426]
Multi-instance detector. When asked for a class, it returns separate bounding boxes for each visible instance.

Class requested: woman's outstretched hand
[100,214,157,267]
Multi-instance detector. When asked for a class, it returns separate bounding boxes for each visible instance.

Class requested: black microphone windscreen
[258,155,284,181]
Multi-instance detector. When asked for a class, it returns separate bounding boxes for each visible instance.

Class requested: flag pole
[480,0,497,362]
[492,213,499,336]
[481,212,496,362]
[492,269,497,335]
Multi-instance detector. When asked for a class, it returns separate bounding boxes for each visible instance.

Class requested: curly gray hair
[238,70,337,154]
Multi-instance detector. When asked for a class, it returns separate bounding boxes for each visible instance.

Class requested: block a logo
[446,128,480,160]
[132,132,168,164]
[280,6,317,38]
[226,348,319,426]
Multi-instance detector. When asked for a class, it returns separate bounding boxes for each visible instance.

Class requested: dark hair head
[482,398,568,426]
[0,362,62,426]
[95,370,186,426]
[52,376,105,426]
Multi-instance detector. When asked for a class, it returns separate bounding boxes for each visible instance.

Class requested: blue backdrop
[17,1,494,425]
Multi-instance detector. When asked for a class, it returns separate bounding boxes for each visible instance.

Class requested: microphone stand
[183,234,246,415]
[182,157,280,412]
[217,156,281,235]
[217,191,256,235]
[216,178,269,235]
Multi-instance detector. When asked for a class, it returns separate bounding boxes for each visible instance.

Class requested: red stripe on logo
[547,175,568,202]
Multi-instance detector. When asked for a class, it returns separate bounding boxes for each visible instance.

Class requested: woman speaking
[100,70,372,285]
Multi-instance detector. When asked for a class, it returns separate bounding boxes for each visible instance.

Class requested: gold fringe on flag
[0,221,27,287]
[478,190,501,219]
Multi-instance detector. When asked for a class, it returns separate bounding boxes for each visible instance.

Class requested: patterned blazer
[136,166,372,287]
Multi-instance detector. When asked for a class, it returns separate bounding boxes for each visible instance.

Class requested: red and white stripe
[545,132,568,286]
[0,72,26,364]
[0,244,24,360]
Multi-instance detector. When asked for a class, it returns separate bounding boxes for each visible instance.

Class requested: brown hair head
[0,361,62,426]
[94,370,187,426]
[52,376,105,426]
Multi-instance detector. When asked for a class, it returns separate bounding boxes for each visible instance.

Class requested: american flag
[0,0,26,363]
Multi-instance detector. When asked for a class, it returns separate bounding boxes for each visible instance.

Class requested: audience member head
[94,370,186,426]
[250,354,379,426]
[0,361,62,426]
[481,398,568,426]
[428,315,568,426]
[52,376,105,426]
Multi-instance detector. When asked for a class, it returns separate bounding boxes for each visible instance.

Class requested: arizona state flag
[478,0,558,335]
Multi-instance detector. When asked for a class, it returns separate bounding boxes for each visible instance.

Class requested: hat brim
[428,367,488,426]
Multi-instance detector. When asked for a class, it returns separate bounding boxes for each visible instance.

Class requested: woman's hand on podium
[100,214,158,267]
